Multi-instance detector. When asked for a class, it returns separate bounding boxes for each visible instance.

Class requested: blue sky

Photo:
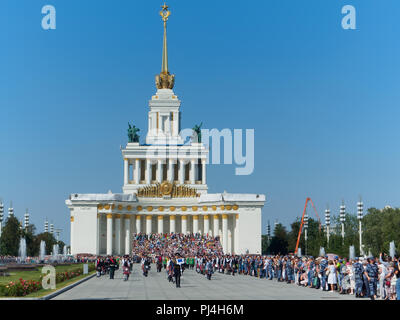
[0,0,399,244]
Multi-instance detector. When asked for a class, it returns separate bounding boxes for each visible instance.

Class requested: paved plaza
[53,265,356,300]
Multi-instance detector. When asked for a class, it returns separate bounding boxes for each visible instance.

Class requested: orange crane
[294,197,322,255]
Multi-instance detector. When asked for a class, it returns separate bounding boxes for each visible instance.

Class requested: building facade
[65,4,265,256]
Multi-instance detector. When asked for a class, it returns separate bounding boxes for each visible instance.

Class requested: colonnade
[123,158,206,185]
[99,213,238,256]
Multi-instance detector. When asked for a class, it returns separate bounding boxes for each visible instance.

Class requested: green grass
[0,263,94,285]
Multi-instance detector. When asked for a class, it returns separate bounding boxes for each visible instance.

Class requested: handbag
[326,269,330,276]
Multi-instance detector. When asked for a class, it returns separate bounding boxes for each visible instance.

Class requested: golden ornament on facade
[202,206,208,211]
[181,206,187,211]
[70,216,74,222]
[147,206,153,212]
[137,182,200,198]
[160,181,173,195]
[170,206,176,211]
[212,205,217,211]
[158,206,164,212]
[115,214,121,219]
[118,205,123,210]
[104,205,110,210]
[111,204,115,210]
[220,205,225,210]
[98,204,104,210]
[233,205,239,210]
[226,205,232,211]
[106,214,113,219]
[137,206,143,211]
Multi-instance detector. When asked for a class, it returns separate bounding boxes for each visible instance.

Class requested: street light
[0,199,4,238]
[304,211,309,256]
[325,206,330,246]
[357,197,364,256]
[24,209,30,231]
[340,201,346,244]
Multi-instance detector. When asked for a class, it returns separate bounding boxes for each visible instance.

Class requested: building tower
[44,219,49,233]
[50,223,54,235]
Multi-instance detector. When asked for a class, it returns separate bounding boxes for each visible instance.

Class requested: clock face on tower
[160,181,173,195]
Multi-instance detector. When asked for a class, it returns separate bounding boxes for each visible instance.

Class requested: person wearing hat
[364,257,379,300]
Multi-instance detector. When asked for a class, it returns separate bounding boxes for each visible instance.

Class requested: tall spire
[155,3,175,89]
[161,3,170,74]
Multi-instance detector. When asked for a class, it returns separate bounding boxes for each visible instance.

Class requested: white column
[115,215,121,255]
[136,215,141,233]
[70,216,75,255]
[181,215,187,234]
[213,214,222,238]
[158,215,163,234]
[179,160,185,184]
[234,214,239,254]
[96,214,101,255]
[166,114,171,135]
[170,215,176,233]
[146,215,152,234]
[124,159,129,185]
[134,159,140,184]
[222,214,228,253]
[190,159,195,184]
[106,214,113,255]
[157,160,162,183]
[125,215,131,255]
[173,112,179,136]
[202,160,206,185]
[167,160,174,181]
[204,215,210,236]
[193,215,199,234]
[213,214,219,238]
[145,160,151,184]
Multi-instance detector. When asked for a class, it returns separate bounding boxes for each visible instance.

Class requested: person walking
[109,256,116,280]
[173,258,181,288]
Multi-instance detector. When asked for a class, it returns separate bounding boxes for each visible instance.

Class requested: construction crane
[294,197,322,255]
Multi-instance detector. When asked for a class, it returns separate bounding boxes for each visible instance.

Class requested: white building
[66,4,265,256]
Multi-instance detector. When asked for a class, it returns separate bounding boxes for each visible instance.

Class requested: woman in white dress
[327,260,337,292]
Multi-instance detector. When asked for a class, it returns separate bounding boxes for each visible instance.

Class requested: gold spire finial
[155,3,175,89]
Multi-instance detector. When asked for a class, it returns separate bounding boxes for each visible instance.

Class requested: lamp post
[0,199,3,238]
[325,206,330,247]
[340,201,346,245]
[304,211,309,256]
[357,198,364,256]
[24,209,30,231]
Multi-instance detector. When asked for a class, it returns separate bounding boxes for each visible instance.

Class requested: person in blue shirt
[353,257,364,298]
[364,257,379,300]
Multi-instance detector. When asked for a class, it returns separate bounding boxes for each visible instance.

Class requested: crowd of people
[93,232,400,300]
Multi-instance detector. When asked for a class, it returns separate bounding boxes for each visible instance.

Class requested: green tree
[363,207,400,256]
[0,216,22,256]
[268,223,289,255]
[22,224,38,257]
[34,232,57,255]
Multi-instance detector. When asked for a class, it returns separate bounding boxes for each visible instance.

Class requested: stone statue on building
[128,123,140,143]
[192,122,203,143]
